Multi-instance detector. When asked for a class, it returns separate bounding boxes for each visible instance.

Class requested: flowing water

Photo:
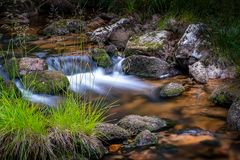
[1,32,240,160]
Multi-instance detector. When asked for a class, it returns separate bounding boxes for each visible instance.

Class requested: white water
[68,68,152,95]
[0,56,153,106]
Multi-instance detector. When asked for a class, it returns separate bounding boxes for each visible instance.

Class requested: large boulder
[95,123,130,143]
[121,55,170,78]
[92,48,112,68]
[22,70,69,94]
[156,82,185,98]
[175,23,211,68]
[4,57,48,79]
[189,61,209,84]
[42,19,85,36]
[118,115,167,135]
[175,23,236,82]
[124,30,173,60]
[227,100,240,130]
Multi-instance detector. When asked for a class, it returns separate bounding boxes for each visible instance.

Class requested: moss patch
[92,48,112,68]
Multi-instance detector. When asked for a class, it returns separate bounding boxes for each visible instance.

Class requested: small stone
[96,123,130,143]
[118,115,167,135]
[134,130,158,147]
[157,82,185,98]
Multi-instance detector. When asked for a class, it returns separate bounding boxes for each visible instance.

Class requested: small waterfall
[47,55,97,75]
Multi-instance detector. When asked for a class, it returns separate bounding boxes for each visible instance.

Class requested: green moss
[22,71,69,94]
[92,48,112,68]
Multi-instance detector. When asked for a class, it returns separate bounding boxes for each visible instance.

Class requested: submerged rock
[157,82,185,98]
[118,115,167,135]
[92,48,112,68]
[227,100,240,130]
[42,19,85,36]
[91,18,130,43]
[176,128,213,136]
[4,57,48,79]
[189,61,209,84]
[124,30,173,59]
[121,55,170,78]
[22,70,69,94]
[134,130,158,147]
[96,123,130,143]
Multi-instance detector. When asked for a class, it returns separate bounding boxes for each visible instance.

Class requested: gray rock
[118,115,167,135]
[176,128,213,136]
[96,123,130,143]
[124,30,173,60]
[91,18,130,43]
[166,18,188,35]
[189,61,209,84]
[121,55,170,78]
[227,100,240,130]
[157,82,185,98]
[134,130,158,147]
[42,19,85,36]
[4,57,48,79]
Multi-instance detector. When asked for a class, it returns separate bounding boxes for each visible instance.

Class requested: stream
[1,31,240,160]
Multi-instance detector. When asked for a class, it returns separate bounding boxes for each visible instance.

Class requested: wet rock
[4,57,48,79]
[121,55,170,78]
[134,130,158,147]
[189,61,209,84]
[42,19,85,36]
[157,82,185,98]
[175,23,211,68]
[22,70,69,94]
[206,65,236,79]
[210,83,239,107]
[109,28,132,49]
[228,100,240,130]
[92,48,112,68]
[96,123,130,143]
[124,30,173,60]
[91,18,130,43]
[118,115,167,135]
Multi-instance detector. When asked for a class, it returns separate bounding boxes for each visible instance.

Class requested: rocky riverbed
[1,12,240,160]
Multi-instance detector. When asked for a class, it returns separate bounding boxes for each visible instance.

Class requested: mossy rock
[209,83,240,107]
[22,70,69,94]
[124,30,172,58]
[92,48,112,68]
[42,19,85,36]
[157,82,185,98]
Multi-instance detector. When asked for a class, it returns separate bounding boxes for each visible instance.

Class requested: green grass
[0,79,110,159]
